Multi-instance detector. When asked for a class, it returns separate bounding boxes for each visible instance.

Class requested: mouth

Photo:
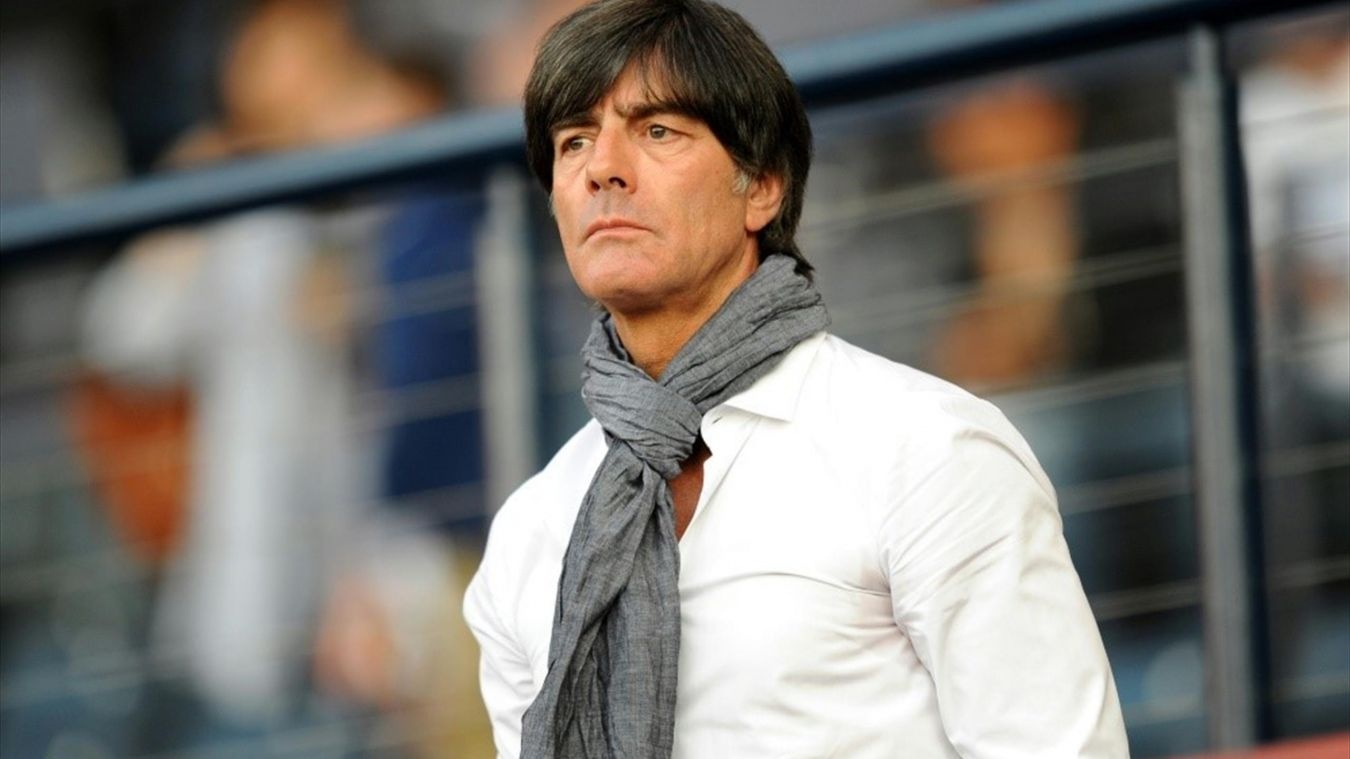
[584,218,648,240]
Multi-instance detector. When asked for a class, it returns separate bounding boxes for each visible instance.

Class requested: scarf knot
[582,359,701,480]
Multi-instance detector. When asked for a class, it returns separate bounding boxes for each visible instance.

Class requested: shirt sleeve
[878,397,1129,758]
[463,518,537,759]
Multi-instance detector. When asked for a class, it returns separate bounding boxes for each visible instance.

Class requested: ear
[744,172,786,235]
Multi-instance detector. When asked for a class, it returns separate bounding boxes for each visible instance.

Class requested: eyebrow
[615,101,686,121]
[551,100,696,138]
[551,112,598,137]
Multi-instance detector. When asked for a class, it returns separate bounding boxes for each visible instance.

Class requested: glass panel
[1232,5,1350,742]
[1100,607,1208,757]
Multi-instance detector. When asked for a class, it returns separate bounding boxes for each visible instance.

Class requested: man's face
[549,66,779,320]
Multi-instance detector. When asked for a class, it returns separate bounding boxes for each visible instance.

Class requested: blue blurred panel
[374,189,488,532]
[1099,606,1208,757]
[1063,495,1200,596]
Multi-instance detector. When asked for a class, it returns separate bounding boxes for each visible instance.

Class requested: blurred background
[0,0,1346,757]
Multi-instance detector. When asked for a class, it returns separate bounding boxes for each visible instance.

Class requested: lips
[584,218,648,240]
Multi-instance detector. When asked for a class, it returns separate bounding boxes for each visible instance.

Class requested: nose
[586,127,635,194]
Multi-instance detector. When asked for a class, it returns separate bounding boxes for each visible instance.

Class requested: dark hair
[523,0,813,275]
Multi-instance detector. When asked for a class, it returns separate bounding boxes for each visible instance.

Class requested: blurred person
[76,0,483,752]
[463,1,1126,758]
[924,42,1213,737]
[463,0,937,107]
[1241,20,1350,730]
[79,179,355,750]
[467,0,590,106]
[926,77,1082,388]
[1242,24,1350,432]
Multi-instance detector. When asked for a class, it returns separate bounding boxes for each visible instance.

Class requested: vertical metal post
[475,167,540,513]
[1177,23,1266,750]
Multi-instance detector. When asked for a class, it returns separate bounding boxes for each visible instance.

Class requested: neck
[611,252,761,379]
[610,312,699,379]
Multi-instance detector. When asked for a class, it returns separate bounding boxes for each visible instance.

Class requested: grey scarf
[520,254,829,758]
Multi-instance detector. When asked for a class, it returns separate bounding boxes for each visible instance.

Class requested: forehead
[559,62,686,127]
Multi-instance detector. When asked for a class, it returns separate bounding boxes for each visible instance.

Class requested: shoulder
[489,419,606,546]
[801,338,1063,597]
[807,333,1014,435]
[804,333,1051,495]
[811,332,967,400]
[467,419,605,627]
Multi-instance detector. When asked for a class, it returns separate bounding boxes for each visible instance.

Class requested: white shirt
[464,332,1128,758]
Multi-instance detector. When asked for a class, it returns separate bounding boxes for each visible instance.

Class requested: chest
[519,420,895,682]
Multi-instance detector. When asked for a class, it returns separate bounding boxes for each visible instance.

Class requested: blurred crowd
[0,0,1346,757]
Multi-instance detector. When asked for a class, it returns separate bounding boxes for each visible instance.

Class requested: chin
[570,247,672,304]
[580,277,670,314]
[581,273,677,315]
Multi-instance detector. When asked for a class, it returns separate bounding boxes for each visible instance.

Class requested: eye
[647,124,671,140]
[558,134,589,155]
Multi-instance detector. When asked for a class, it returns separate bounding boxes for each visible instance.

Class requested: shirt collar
[717,330,827,423]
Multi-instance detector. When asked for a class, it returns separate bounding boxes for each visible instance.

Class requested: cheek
[554,209,579,247]
[550,188,583,241]
[674,176,731,228]
[682,185,745,246]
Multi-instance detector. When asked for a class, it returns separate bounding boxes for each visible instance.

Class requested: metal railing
[0,0,1330,255]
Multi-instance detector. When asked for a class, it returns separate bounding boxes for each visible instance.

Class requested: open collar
[717,330,827,423]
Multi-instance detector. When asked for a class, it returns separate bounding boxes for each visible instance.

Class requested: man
[464,1,1129,757]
